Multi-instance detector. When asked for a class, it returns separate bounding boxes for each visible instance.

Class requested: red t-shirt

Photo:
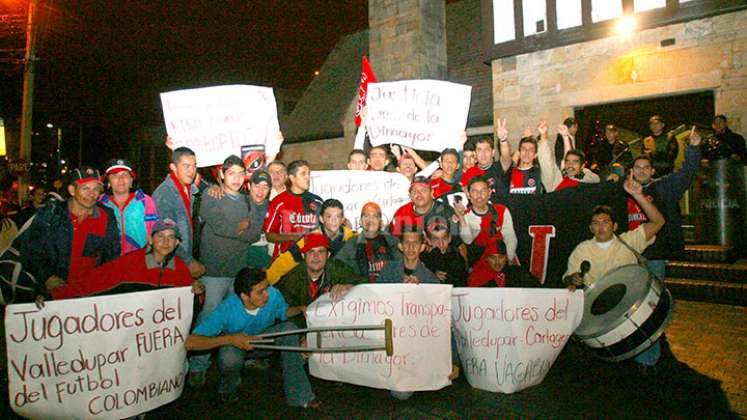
[431,177,459,198]
[468,257,506,287]
[555,176,580,191]
[508,165,543,195]
[627,196,652,230]
[263,190,323,258]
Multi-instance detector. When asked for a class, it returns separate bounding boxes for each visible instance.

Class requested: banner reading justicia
[5,288,193,420]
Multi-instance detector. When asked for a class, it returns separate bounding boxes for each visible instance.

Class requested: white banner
[5,288,194,419]
[307,284,452,392]
[160,85,281,167]
[451,288,583,393]
[309,170,411,227]
[365,80,471,152]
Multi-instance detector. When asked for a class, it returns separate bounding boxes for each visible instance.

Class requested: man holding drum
[564,174,665,370]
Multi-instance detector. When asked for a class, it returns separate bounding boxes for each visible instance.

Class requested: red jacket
[51,248,192,299]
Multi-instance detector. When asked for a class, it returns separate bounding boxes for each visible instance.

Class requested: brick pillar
[368,0,447,81]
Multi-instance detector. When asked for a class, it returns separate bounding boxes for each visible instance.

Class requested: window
[591,0,623,23]
[556,0,583,30]
[493,0,516,44]
[523,0,547,36]
[634,0,667,12]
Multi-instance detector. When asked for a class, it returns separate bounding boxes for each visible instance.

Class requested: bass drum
[574,264,673,362]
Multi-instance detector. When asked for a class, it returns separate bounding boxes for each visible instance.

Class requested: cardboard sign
[365,80,471,152]
[5,288,193,419]
[309,170,411,227]
[160,85,280,167]
[307,284,453,392]
[451,288,583,393]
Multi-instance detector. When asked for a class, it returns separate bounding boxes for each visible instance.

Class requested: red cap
[361,202,381,215]
[300,233,329,253]
[484,239,507,256]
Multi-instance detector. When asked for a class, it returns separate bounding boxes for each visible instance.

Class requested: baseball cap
[484,238,507,256]
[71,166,103,185]
[361,202,381,215]
[105,158,135,176]
[250,170,271,185]
[300,233,329,253]
[409,176,432,192]
[151,218,181,240]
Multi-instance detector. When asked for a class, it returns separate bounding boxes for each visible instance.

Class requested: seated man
[420,220,467,287]
[335,202,401,283]
[565,175,665,368]
[50,218,202,298]
[276,233,365,327]
[185,268,317,407]
[377,225,438,285]
[267,198,355,284]
[468,239,538,287]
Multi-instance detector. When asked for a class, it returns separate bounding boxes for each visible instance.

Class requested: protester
[420,219,467,286]
[16,167,120,298]
[460,119,512,198]
[501,122,544,195]
[264,159,323,259]
[347,149,368,170]
[462,140,477,173]
[245,170,273,269]
[455,175,518,266]
[14,185,46,228]
[49,218,202,298]
[185,268,318,407]
[590,124,633,175]
[98,158,159,255]
[266,198,355,284]
[555,117,578,168]
[539,124,600,192]
[389,176,456,238]
[276,233,365,328]
[267,160,288,201]
[643,115,679,176]
[430,148,462,198]
[335,202,401,283]
[367,145,391,171]
[628,127,702,280]
[378,225,438,285]
[190,155,263,386]
[153,147,205,278]
[468,238,538,287]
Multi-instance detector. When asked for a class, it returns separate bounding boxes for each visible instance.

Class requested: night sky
[2,0,368,165]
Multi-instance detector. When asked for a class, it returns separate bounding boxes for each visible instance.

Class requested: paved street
[2,299,745,418]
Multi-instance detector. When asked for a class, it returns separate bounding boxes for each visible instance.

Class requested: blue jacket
[193,288,288,336]
[153,174,199,265]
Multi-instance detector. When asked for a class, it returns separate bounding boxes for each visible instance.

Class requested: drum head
[575,265,654,338]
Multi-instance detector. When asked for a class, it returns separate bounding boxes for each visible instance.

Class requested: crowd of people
[0,110,742,412]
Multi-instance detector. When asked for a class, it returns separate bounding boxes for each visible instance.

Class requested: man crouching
[185,268,319,408]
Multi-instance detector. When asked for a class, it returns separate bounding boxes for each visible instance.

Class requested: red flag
[355,55,377,127]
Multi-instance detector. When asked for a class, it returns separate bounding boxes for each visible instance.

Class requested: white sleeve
[538,138,563,192]
[459,212,480,245]
[500,208,518,261]
[353,125,367,150]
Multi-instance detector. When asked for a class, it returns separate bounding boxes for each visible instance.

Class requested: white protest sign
[451,288,583,394]
[160,85,280,167]
[365,80,471,152]
[306,284,452,392]
[5,288,193,420]
[309,170,411,227]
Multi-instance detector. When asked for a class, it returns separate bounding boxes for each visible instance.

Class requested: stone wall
[492,10,747,147]
[279,137,349,170]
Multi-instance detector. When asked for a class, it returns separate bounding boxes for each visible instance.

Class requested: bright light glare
[615,15,636,35]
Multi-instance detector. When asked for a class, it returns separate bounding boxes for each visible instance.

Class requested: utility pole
[18,0,40,204]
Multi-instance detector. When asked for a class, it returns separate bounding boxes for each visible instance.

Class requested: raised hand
[496,118,508,141]
[688,125,701,146]
[557,123,569,137]
[623,172,643,196]
[537,120,548,138]
[521,127,533,138]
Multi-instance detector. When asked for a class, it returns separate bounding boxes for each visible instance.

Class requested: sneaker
[243,358,270,370]
[188,371,206,387]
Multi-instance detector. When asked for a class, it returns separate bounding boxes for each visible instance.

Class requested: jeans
[190,276,235,372]
[217,321,315,407]
[634,259,667,366]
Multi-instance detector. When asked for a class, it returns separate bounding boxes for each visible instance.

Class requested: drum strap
[616,235,661,281]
